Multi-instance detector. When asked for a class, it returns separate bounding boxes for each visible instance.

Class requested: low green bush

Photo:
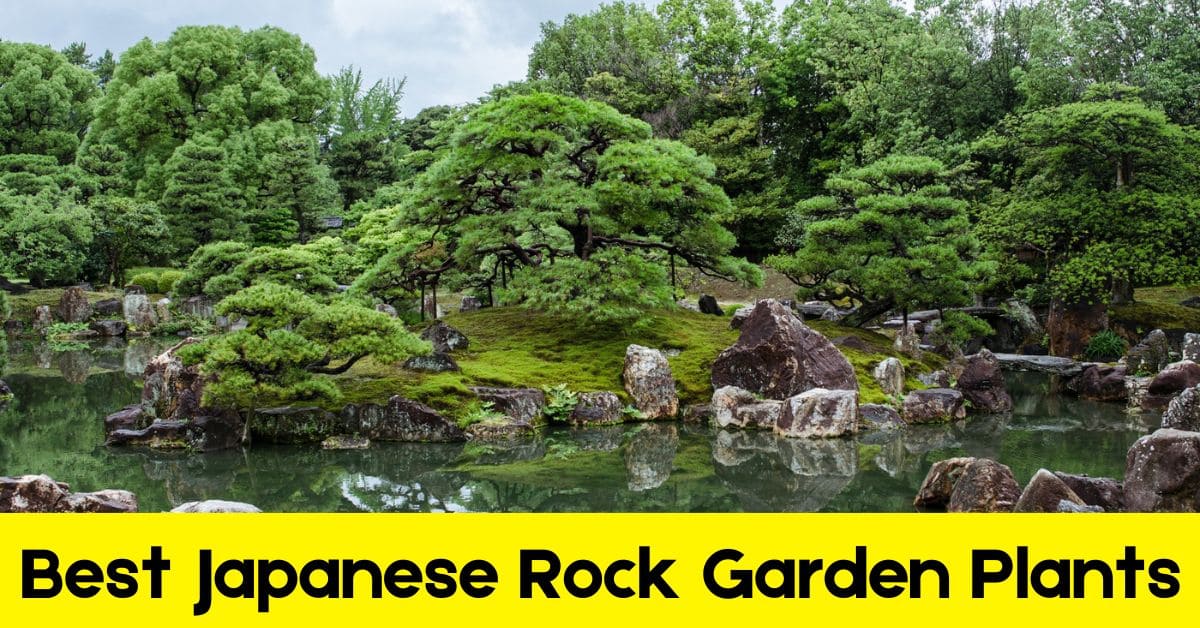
[158,270,185,294]
[1084,330,1128,362]
[128,272,159,292]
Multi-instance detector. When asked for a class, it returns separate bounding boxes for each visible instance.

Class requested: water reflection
[0,343,1156,512]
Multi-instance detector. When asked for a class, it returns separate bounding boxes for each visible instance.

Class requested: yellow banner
[0,514,1193,626]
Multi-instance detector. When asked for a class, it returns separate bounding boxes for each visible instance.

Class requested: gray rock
[902,389,967,424]
[873,358,905,398]
[775,388,858,438]
[171,500,262,513]
[1057,500,1103,513]
[918,370,952,388]
[569,392,624,426]
[0,475,138,513]
[859,403,904,430]
[56,286,92,323]
[104,405,150,434]
[32,305,53,333]
[712,299,857,400]
[893,325,922,358]
[403,352,460,372]
[1014,469,1087,513]
[470,387,546,426]
[730,305,753,329]
[4,319,24,336]
[1184,333,1200,363]
[420,321,469,353]
[948,459,1021,512]
[179,296,215,319]
[89,319,127,337]
[992,353,1084,376]
[622,345,678,419]
[61,490,139,513]
[374,303,398,317]
[1126,329,1172,375]
[123,293,156,328]
[460,296,483,312]
[94,298,122,317]
[711,386,782,430]
[1163,385,1200,432]
[1124,429,1200,512]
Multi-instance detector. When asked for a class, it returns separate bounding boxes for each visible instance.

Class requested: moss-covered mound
[333,306,939,416]
[1110,284,1200,338]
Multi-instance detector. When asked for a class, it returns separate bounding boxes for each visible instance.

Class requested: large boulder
[171,500,262,513]
[1124,429,1200,512]
[1054,472,1124,512]
[56,286,92,323]
[893,325,922,359]
[914,457,976,509]
[711,386,782,430]
[142,339,207,421]
[470,387,546,426]
[1142,361,1200,409]
[947,459,1021,513]
[872,358,905,398]
[1014,469,1087,513]
[123,292,156,328]
[1126,329,1173,375]
[775,389,858,439]
[711,299,857,400]
[622,345,678,419]
[569,392,624,426]
[179,296,215,319]
[420,321,469,353]
[901,389,966,424]
[1046,300,1107,358]
[367,397,465,442]
[1163,385,1200,432]
[1067,364,1129,402]
[955,349,1013,413]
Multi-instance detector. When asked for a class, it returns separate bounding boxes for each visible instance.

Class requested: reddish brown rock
[56,286,92,323]
[948,459,1021,512]
[955,349,1013,413]
[1046,300,1107,358]
[901,389,967,424]
[914,457,976,508]
[711,299,857,400]
[1014,469,1086,513]
[1143,361,1200,409]
[1068,365,1129,402]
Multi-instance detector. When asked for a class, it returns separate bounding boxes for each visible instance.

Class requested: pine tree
[159,135,246,254]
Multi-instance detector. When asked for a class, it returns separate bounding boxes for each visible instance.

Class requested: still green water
[0,340,1155,512]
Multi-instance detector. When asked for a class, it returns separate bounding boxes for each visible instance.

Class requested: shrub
[157,270,185,294]
[457,401,508,429]
[128,272,159,292]
[0,290,10,320]
[1085,330,1128,362]
[927,311,994,353]
[542,384,580,423]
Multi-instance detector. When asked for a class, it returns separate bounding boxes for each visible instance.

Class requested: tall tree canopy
[0,42,98,163]
[361,92,760,326]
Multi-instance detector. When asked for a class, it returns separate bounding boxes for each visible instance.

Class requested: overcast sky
[4,0,650,113]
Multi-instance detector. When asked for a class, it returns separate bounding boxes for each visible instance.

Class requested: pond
[0,341,1157,512]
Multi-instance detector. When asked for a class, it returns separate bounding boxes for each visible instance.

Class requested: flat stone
[992,353,1084,376]
[171,500,262,513]
[902,389,966,424]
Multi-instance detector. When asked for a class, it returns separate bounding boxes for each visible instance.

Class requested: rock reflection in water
[624,424,679,491]
[712,430,857,511]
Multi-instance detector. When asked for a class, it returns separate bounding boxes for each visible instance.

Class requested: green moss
[8,286,124,322]
[328,307,941,419]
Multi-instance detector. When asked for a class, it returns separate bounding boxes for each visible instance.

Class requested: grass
[331,306,939,416]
